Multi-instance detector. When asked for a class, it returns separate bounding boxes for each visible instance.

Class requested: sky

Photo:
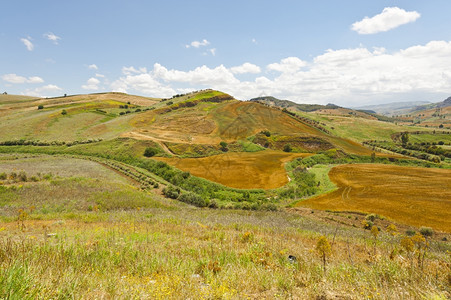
[1,0,451,107]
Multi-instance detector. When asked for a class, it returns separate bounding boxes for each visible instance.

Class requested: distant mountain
[249,96,340,112]
[355,101,430,116]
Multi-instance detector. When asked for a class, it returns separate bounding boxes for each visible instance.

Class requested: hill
[355,101,430,116]
[0,90,450,298]
[250,96,340,112]
[393,96,451,128]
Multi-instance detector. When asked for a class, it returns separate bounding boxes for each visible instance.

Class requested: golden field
[155,151,312,189]
[297,164,451,232]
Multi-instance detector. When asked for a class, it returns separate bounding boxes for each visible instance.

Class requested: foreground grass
[0,208,450,299]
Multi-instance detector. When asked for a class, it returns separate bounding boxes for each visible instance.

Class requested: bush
[162,185,180,199]
[406,229,416,236]
[419,226,434,237]
[178,192,207,207]
[283,144,292,152]
[0,172,6,180]
[61,109,67,115]
[260,130,271,137]
[220,141,228,152]
[144,147,158,157]
[38,105,44,110]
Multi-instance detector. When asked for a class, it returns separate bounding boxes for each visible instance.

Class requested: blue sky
[1,0,451,106]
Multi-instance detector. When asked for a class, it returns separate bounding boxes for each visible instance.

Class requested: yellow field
[297,164,451,232]
[155,151,312,189]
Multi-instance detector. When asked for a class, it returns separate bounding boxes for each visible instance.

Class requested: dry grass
[0,209,449,299]
[156,151,312,189]
[297,164,451,232]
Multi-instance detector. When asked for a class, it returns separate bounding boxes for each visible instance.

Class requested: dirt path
[121,131,175,155]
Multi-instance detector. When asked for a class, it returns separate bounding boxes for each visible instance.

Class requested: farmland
[156,151,312,189]
[297,164,451,232]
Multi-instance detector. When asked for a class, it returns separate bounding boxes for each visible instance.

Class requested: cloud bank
[111,40,451,106]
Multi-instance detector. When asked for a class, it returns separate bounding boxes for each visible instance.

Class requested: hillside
[0,90,450,299]
[395,97,451,128]
[250,96,340,112]
[355,101,431,116]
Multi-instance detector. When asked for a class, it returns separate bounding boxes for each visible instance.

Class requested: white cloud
[82,77,101,90]
[351,7,420,34]
[252,38,257,44]
[107,40,451,106]
[88,64,98,70]
[2,73,44,84]
[20,37,34,51]
[209,48,216,56]
[152,63,239,86]
[43,32,61,44]
[267,57,307,73]
[24,84,62,97]
[40,84,62,92]
[95,73,105,78]
[111,72,175,97]
[122,66,147,75]
[185,39,210,48]
[230,63,261,74]
[28,76,45,83]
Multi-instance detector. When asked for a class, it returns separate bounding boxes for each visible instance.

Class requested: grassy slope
[0,93,158,142]
[0,155,449,299]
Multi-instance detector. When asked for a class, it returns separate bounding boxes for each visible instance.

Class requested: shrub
[316,236,331,272]
[178,192,206,207]
[144,147,158,157]
[419,226,433,237]
[18,171,27,182]
[0,173,6,180]
[38,105,44,110]
[260,130,271,137]
[162,185,180,199]
[283,144,292,152]
[61,109,67,115]
[406,229,416,236]
[219,141,228,152]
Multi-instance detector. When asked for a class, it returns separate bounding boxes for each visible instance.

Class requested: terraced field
[155,151,312,189]
[297,164,451,232]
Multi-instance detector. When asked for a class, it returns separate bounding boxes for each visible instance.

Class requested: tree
[260,130,271,137]
[371,152,376,162]
[220,141,228,152]
[61,109,67,115]
[401,132,409,145]
[283,144,292,152]
[316,236,331,273]
[144,147,158,157]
